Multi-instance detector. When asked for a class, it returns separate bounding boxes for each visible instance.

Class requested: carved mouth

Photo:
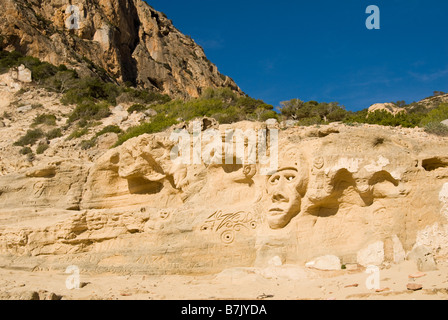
[268,208,285,215]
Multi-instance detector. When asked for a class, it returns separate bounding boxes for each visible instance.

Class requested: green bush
[211,106,245,124]
[36,143,49,154]
[237,96,271,114]
[31,62,58,81]
[2,111,11,120]
[115,114,178,146]
[61,75,171,107]
[67,128,89,140]
[19,147,33,155]
[343,109,426,128]
[14,129,44,146]
[201,87,238,104]
[424,122,448,137]
[32,113,57,126]
[78,126,122,150]
[61,78,117,105]
[44,70,78,93]
[118,87,171,105]
[127,104,148,114]
[80,139,97,150]
[67,101,111,124]
[280,99,348,125]
[420,103,448,127]
[0,50,24,73]
[299,116,323,126]
[46,128,63,140]
[259,110,279,122]
[96,125,123,137]
[31,103,43,109]
[0,50,71,82]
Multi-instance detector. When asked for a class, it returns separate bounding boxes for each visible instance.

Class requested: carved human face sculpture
[266,168,303,229]
[353,169,372,195]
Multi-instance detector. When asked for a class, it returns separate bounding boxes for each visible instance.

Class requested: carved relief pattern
[201,211,258,244]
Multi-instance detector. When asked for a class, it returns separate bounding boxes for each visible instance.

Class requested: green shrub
[259,110,278,122]
[0,50,23,73]
[13,56,58,82]
[280,99,348,125]
[67,101,111,124]
[80,139,97,150]
[36,143,49,154]
[44,70,78,93]
[237,96,272,114]
[115,114,178,146]
[201,87,238,104]
[298,116,323,126]
[96,125,123,137]
[61,77,119,105]
[19,147,33,155]
[33,113,57,126]
[14,129,44,146]
[77,119,90,128]
[373,137,386,147]
[0,50,71,82]
[424,122,448,137]
[78,126,122,150]
[2,111,11,120]
[46,128,63,140]
[343,109,425,128]
[117,88,171,105]
[61,76,169,107]
[211,107,244,124]
[127,104,148,113]
[31,62,58,81]
[67,128,89,140]
[420,103,448,127]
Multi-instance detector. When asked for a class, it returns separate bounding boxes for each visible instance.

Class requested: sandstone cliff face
[0,0,241,98]
[1,119,448,275]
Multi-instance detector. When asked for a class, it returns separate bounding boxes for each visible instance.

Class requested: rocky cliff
[1,112,448,276]
[1,1,448,301]
[1,73,448,299]
[0,0,242,98]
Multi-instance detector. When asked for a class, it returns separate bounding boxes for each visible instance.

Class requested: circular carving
[313,157,324,170]
[221,230,235,244]
[243,165,256,179]
[250,221,257,229]
[159,210,170,220]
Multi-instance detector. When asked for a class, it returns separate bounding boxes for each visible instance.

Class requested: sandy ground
[0,260,447,300]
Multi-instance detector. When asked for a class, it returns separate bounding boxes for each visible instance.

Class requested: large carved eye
[269,175,280,185]
[285,174,296,182]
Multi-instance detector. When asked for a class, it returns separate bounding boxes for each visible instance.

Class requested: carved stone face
[266,168,303,229]
[353,169,372,195]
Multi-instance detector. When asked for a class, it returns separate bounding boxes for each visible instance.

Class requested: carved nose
[272,192,288,203]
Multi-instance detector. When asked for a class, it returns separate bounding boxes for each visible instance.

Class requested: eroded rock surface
[0,0,242,98]
[1,123,448,276]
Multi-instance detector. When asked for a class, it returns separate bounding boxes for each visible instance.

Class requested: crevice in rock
[422,157,448,171]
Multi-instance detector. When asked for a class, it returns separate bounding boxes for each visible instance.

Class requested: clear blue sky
[147,0,448,111]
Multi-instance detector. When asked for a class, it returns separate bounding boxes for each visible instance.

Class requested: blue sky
[147,0,448,111]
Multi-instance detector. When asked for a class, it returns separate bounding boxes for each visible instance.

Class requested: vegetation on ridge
[3,50,448,152]
[279,97,448,136]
